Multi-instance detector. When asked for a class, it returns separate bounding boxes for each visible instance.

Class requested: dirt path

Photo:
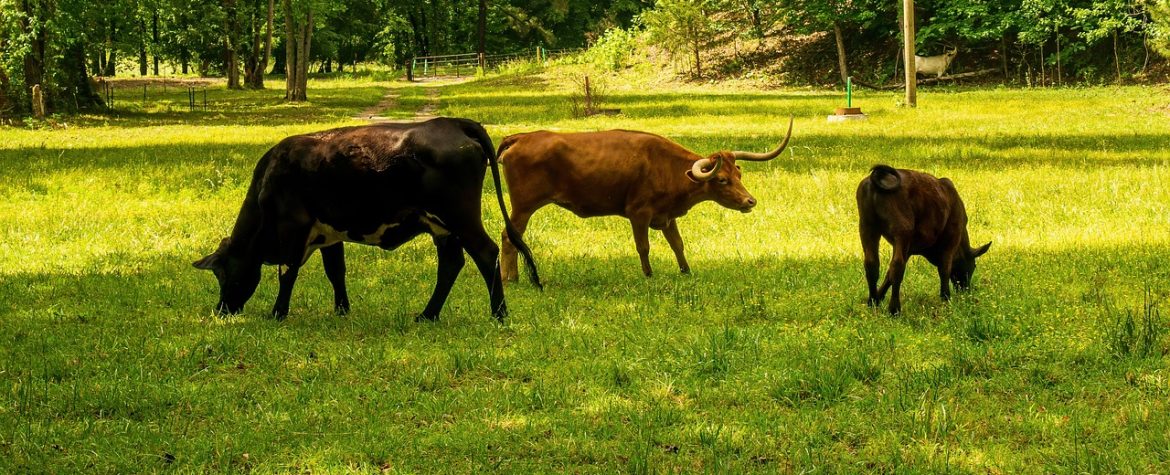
[354,77,471,123]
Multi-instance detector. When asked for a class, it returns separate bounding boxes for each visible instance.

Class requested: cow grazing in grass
[193,117,541,322]
[496,117,793,280]
[914,48,958,78]
[856,165,991,314]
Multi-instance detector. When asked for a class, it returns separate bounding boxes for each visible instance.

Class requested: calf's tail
[868,164,902,193]
[462,121,543,290]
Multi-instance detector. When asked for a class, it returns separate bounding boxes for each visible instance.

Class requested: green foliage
[639,0,717,75]
[581,26,641,70]
[1149,0,1170,58]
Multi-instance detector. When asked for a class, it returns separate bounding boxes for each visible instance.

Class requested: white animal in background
[914,48,958,78]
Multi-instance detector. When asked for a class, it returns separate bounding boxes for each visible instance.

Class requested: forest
[1,0,1169,116]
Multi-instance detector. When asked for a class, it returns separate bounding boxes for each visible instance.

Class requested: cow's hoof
[271,310,288,321]
[335,303,350,316]
[415,313,439,323]
[888,305,901,315]
[866,297,881,307]
[679,267,691,275]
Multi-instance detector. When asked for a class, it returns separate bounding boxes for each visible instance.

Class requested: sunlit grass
[0,70,1168,472]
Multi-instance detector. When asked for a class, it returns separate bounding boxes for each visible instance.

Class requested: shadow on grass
[3,128,1167,188]
[59,83,391,128]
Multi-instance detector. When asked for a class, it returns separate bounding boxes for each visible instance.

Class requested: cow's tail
[495,134,521,161]
[463,121,543,290]
[868,164,901,193]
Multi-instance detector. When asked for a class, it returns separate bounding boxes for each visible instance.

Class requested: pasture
[1,71,1169,473]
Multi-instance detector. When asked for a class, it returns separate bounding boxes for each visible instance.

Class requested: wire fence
[94,79,213,112]
[409,47,583,79]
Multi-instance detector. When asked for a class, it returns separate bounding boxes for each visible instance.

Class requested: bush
[582,27,642,71]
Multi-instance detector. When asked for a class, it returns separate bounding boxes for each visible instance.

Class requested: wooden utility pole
[902,0,916,107]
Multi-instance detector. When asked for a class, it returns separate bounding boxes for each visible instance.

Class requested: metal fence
[96,80,211,111]
[409,47,583,79]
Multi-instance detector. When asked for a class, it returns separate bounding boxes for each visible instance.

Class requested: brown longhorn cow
[496,117,793,280]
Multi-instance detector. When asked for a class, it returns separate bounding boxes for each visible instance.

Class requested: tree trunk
[1054,32,1061,86]
[692,36,701,77]
[833,21,849,85]
[902,0,916,107]
[257,0,274,87]
[298,9,312,99]
[284,0,296,99]
[181,49,189,74]
[0,64,9,118]
[1000,34,1009,81]
[152,12,160,75]
[20,0,46,97]
[103,18,118,77]
[224,0,241,89]
[477,0,486,68]
[61,41,105,111]
[1038,43,1045,86]
[138,17,148,76]
[1113,29,1121,84]
[283,0,310,101]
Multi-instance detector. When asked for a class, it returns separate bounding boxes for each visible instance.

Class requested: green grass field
[2,70,1169,473]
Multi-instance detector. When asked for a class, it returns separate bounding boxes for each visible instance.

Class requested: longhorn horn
[731,116,794,161]
[689,155,723,181]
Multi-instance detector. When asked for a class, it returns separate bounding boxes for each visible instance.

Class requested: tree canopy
[0,0,1165,116]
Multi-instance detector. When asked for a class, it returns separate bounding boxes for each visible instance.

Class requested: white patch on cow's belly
[361,223,401,245]
[420,212,450,237]
[302,221,348,263]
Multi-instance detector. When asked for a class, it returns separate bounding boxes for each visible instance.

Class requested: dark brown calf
[856,165,991,314]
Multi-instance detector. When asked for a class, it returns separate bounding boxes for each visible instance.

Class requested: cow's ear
[192,253,220,270]
[972,241,992,258]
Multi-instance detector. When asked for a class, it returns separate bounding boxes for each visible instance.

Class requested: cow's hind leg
[877,239,910,315]
[418,235,466,322]
[320,243,350,315]
[860,223,882,306]
[631,218,653,277]
[465,231,507,322]
[501,207,536,282]
[662,219,690,274]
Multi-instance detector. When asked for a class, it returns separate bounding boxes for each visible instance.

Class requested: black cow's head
[193,237,262,314]
[950,241,992,290]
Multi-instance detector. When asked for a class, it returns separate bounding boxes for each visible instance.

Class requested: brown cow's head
[950,241,991,290]
[686,116,794,213]
[688,152,757,212]
[193,237,262,314]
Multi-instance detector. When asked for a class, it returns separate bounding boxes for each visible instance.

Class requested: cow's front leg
[630,218,653,277]
[320,243,350,315]
[935,247,956,302]
[418,235,465,322]
[272,264,301,320]
[272,222,310,320]
[662,219,690,274]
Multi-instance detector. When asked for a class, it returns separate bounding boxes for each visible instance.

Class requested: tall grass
[0,71,1168,472]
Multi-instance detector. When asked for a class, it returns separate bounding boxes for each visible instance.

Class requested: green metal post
[847,76,852,108]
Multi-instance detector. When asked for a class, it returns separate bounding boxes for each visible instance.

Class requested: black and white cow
[193,117,541,321]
